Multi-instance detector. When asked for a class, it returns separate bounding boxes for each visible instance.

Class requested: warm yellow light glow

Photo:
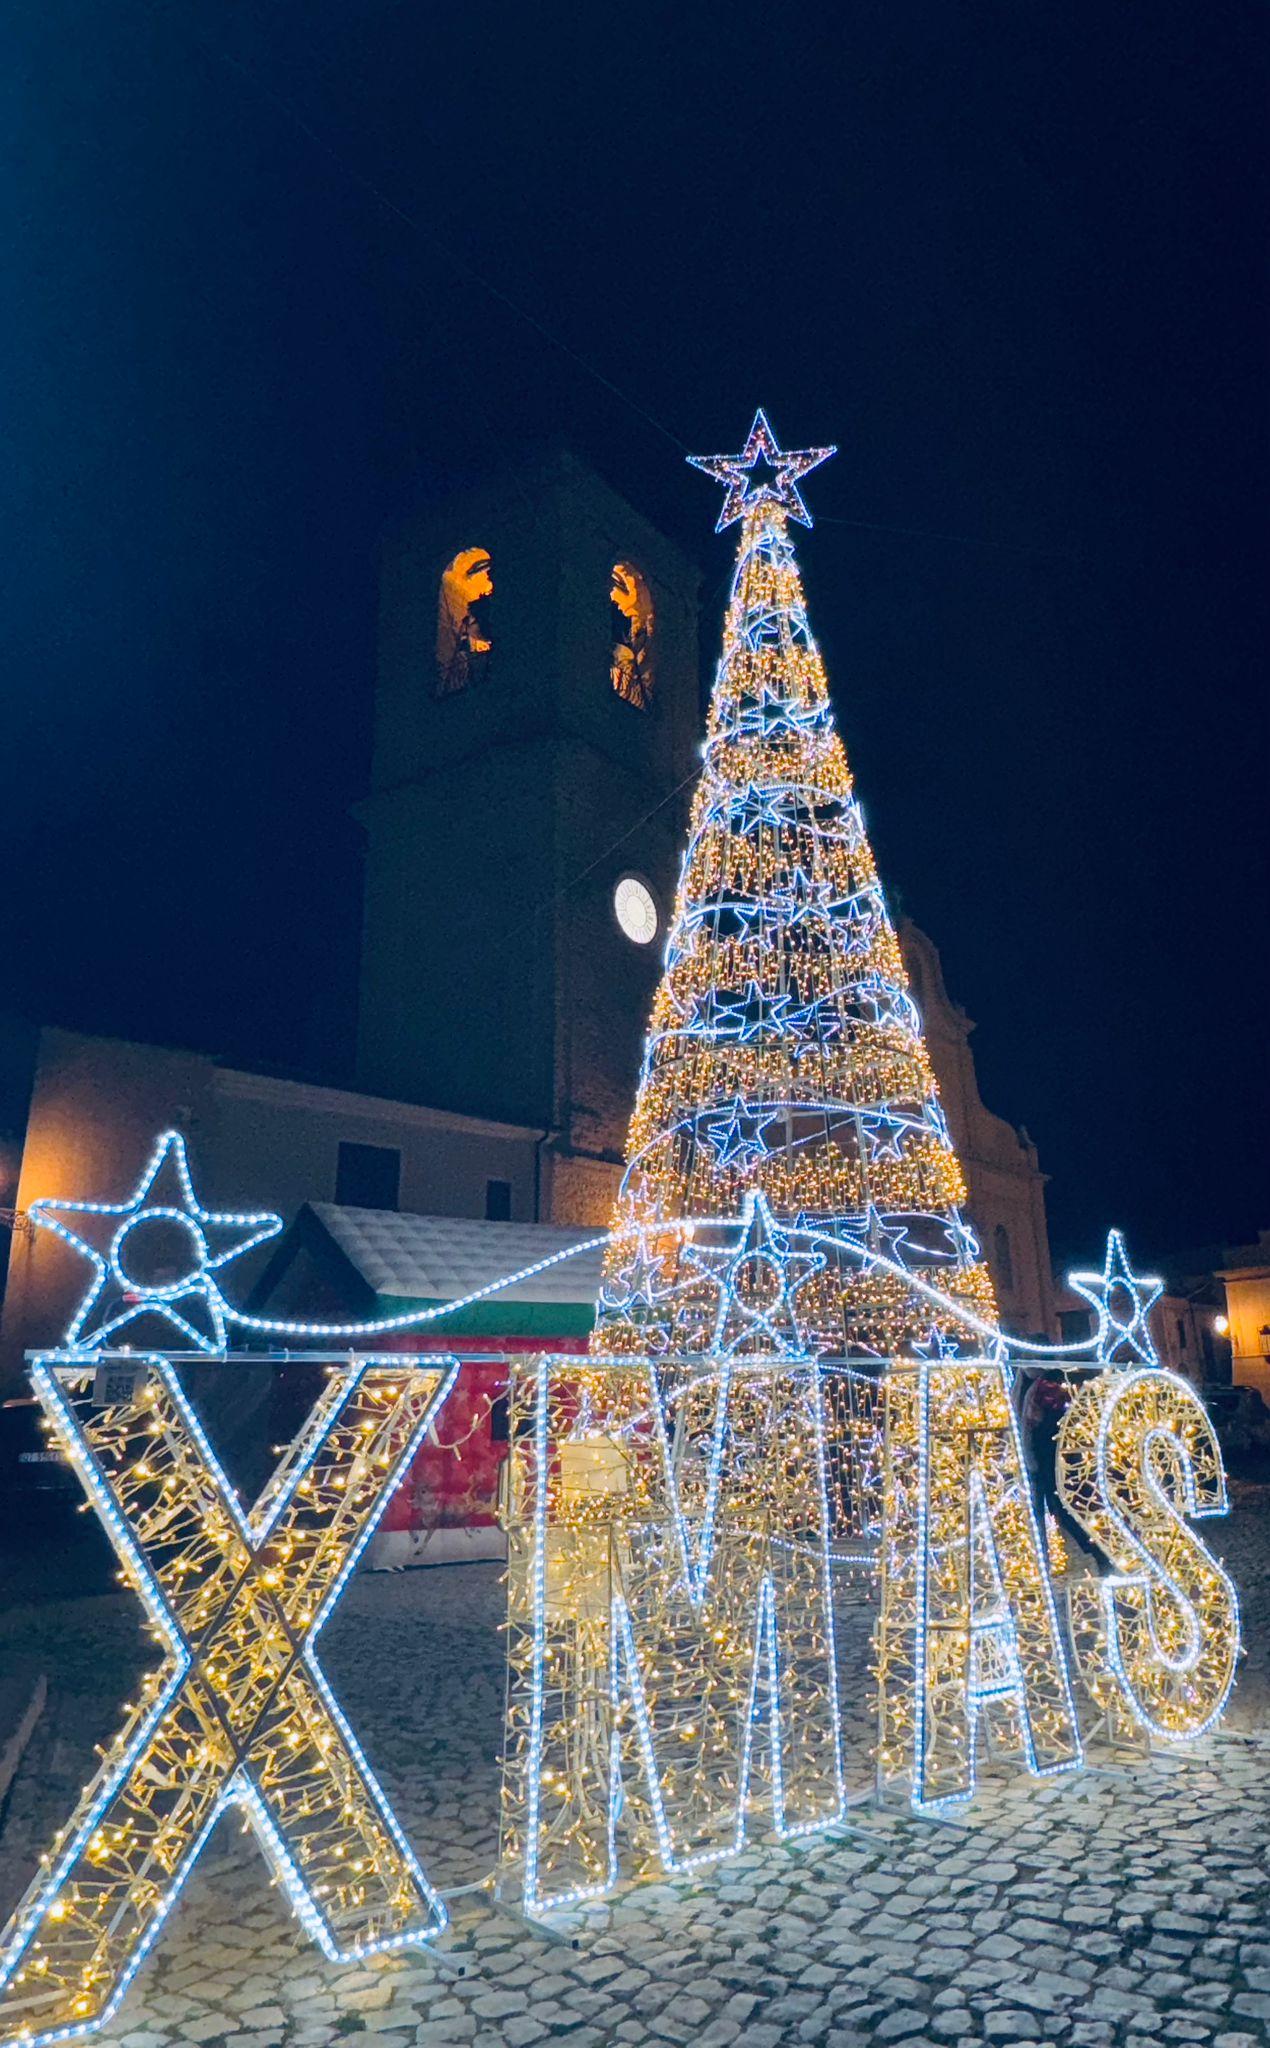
[610,561,655,709]
[436,546,493,695]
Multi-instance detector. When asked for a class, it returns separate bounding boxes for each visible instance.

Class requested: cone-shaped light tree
[595,413,999,1517]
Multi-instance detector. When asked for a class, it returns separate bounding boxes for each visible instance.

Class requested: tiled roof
[308,1204,605,1307]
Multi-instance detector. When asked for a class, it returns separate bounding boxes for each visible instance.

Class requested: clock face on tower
[613,874,659,946]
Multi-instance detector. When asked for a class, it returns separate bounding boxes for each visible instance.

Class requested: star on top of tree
[30,1129,283,1354]
[688,409,836,531]
[1068,1228,1163,1366]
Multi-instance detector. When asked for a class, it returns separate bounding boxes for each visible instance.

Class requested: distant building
[1217,1231,1270,1403]
[1154,1277,1232,1387]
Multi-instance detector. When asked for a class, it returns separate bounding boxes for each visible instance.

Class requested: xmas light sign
[0,1134,1243,2046]
[0,410,1243,2042]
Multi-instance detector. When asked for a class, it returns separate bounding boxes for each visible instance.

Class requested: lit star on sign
[687,1190,826,1355]
[688,409,836,531]
[29,1129,283,1354]
[1068,1228,1164,1366]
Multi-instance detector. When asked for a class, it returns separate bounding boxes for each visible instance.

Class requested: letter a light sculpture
[0,1149,457,2048]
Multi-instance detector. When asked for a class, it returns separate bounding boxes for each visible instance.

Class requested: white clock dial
[614,875,658,945]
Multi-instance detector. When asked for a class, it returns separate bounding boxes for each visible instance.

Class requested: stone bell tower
[356,448,702,1225]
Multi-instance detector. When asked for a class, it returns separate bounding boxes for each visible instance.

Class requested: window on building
[1059,1308,1092,1345]
[610,561,655,709]
[992,1223,1015,1294]
[436,547,493,696]
[489,1394,510,1443]
[485,1177,512,1221]
[1177,1316,1188,1352]
[335,1141,401,1212]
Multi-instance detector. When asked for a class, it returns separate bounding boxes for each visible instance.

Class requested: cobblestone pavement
[2,1483,1270,2048]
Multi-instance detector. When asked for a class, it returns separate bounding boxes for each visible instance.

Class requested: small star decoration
[700,1097,782,1172]
[1068,1228,1163,1366]
[688,408,835,532]
[31,1129,283,1354]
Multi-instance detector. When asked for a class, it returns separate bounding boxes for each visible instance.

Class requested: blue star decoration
[688,408,836,532]
[686,1191,826,1356]
[1068,1228,1163,1366]
[30,1129,283,1354]
[699,1098,782,1172]
[859,1108,919,1163]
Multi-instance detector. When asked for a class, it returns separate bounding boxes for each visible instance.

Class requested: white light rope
[219,1214,1107,1363]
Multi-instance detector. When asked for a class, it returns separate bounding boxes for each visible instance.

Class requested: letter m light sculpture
[0,1351,456,2047]
[499,1352,844,1914]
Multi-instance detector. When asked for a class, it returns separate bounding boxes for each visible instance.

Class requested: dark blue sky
[2,1,1266,1261]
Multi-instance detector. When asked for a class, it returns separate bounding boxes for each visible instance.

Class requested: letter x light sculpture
[0,1350,457,2047]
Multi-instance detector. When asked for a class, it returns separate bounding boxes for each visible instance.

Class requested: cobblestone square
[3,1482,1269,2048]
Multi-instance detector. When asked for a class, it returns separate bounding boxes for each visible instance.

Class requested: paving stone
[983,2012,1043,2042]
[497,2020,549,2046]
[1232,1994,1270,2020]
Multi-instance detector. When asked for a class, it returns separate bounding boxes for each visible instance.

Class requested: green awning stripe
[375,1295,594,1337]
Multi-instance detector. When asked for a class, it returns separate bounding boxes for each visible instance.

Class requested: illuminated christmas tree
[595,411,1000,1528]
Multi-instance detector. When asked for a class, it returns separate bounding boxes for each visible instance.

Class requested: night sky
[3,1,1266,1263]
